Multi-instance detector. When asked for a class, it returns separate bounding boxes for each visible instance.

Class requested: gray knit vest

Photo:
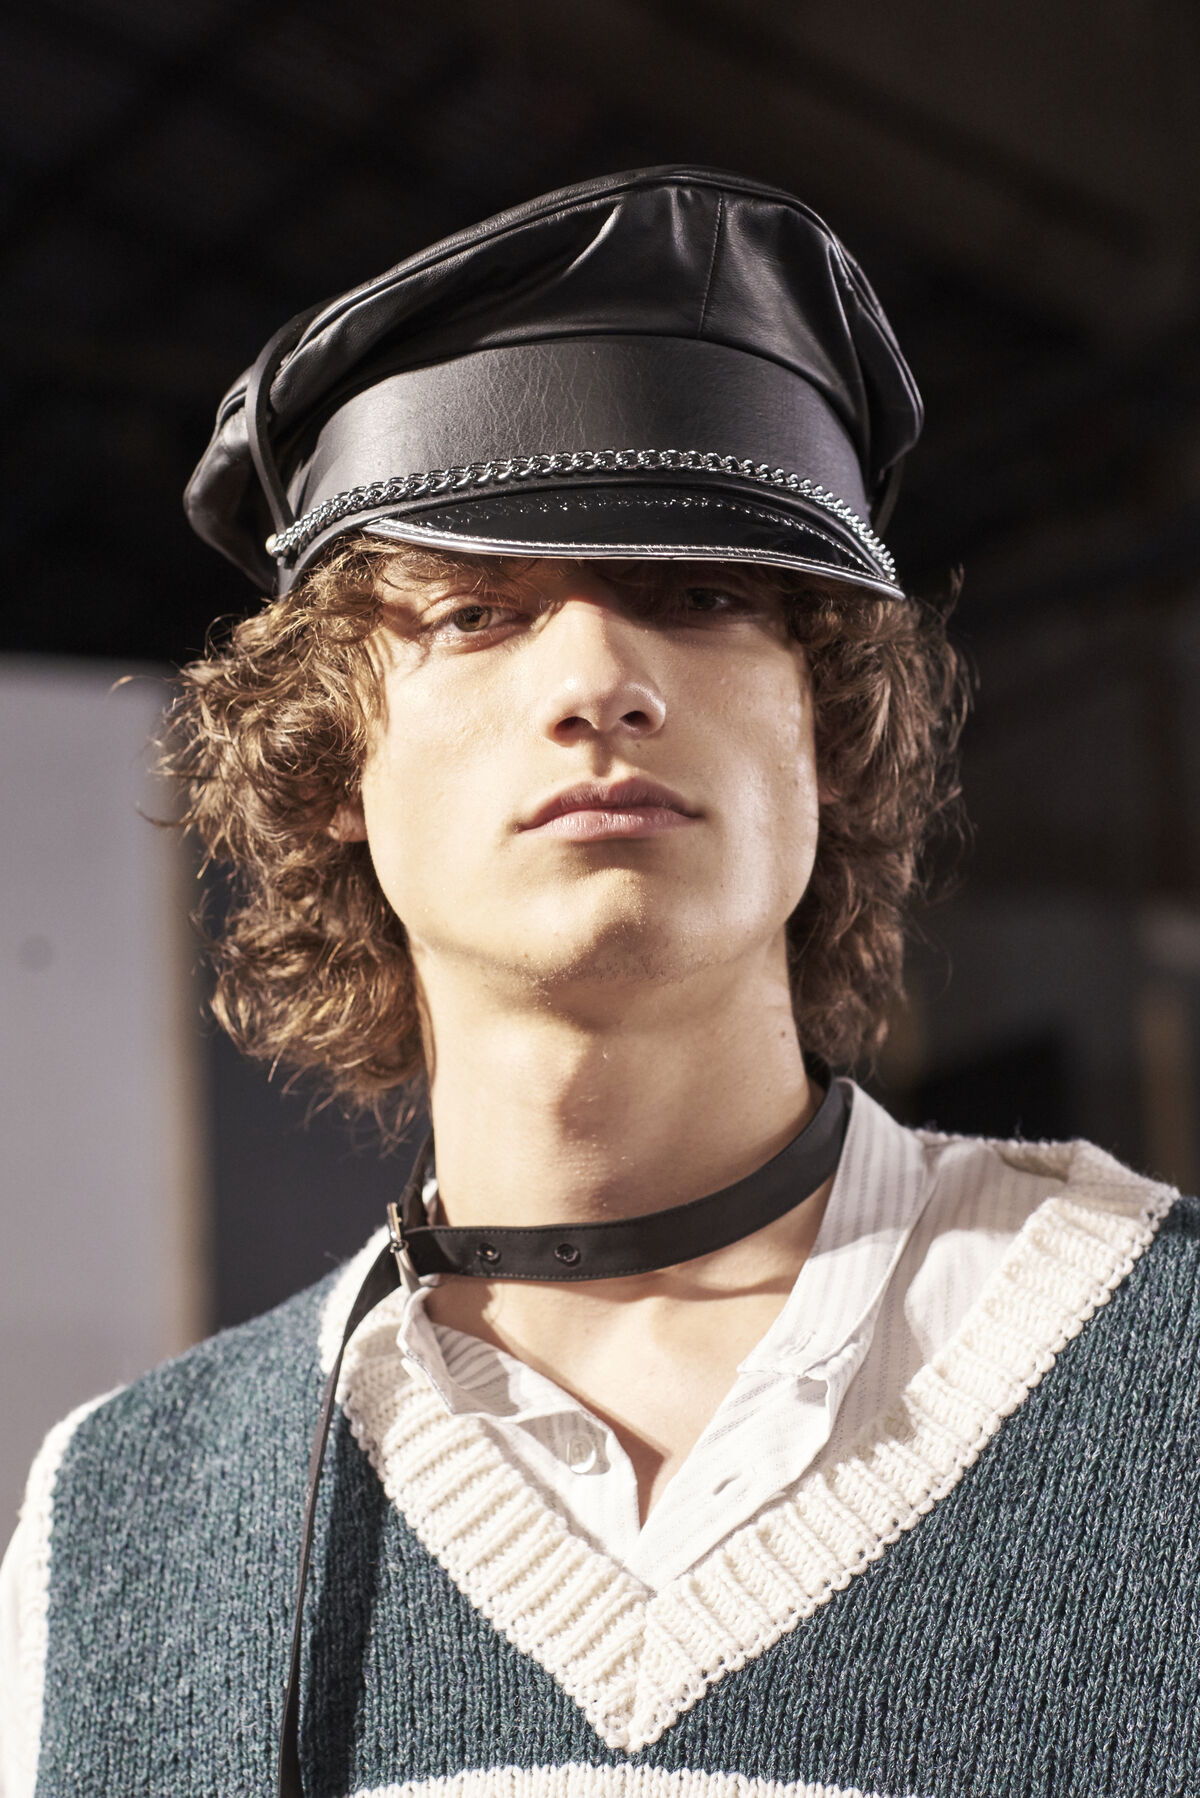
[19,1180,1200,1797]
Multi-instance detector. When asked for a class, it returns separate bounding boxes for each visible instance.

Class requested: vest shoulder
[57,1268,338,1484]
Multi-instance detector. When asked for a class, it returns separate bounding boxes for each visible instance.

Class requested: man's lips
[518,778,699,840]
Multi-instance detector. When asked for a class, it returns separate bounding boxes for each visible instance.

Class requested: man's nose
[531,596,668,744]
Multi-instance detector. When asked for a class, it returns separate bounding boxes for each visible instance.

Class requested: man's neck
[416,950,815,1236]
[412,944,832,1521]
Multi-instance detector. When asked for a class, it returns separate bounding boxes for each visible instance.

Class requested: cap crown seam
[697,193,725,339]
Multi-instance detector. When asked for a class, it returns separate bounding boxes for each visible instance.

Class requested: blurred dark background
[5,0,1199,1329]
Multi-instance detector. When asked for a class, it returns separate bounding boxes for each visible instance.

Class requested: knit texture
[22,1148,1200,1797]
[330,1146,1170,1754]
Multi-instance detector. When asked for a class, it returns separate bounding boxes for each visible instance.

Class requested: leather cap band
[292,337,869,520]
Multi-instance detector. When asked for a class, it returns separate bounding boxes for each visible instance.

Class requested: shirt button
[566,1432,598,1474]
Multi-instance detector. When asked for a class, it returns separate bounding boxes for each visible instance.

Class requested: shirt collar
[397,1285,579,1423]
[737,1080,934,1378]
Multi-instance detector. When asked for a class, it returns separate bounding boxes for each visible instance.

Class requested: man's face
[342,555,820,1010]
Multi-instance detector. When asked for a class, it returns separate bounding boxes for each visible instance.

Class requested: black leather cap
[185,167,922,596]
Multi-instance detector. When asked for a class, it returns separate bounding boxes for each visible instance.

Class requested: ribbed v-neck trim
[323,1132,1174,1752]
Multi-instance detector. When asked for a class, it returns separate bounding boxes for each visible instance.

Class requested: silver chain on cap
[265,448,897,583]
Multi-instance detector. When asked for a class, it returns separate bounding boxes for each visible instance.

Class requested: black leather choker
[388,1075,849,1283]
[278,1077,849,1797]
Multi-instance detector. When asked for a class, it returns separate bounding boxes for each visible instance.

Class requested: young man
[3,168,1197,1797]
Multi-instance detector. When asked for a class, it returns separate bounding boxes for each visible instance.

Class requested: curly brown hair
[162,540,968,1132]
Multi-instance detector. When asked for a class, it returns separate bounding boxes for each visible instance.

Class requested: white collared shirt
[393,1082,1064,1590]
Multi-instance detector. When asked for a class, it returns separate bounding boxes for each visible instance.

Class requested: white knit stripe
[343,1357,647,1730]
[345,1771,900,1797]
[329,1136,1176,1753]
[0,1389,117,1798]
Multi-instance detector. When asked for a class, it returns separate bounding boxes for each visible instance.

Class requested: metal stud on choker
[277,1076,849,1797]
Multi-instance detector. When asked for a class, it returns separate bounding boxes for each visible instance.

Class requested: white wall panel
[0,658,207,1532]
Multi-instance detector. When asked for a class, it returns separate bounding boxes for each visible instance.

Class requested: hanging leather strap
[275,1233,405,1798]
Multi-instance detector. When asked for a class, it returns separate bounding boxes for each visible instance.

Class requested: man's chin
[409,877,742,999]
[529,937,693,993]
[517,903,739,1001]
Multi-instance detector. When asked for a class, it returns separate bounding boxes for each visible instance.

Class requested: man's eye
[433,602,516,636]
[683,587,739,613]
[449,604,496,632]
[422,596,544,643]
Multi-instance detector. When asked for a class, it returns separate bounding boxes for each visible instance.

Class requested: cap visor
[298,484,904,597]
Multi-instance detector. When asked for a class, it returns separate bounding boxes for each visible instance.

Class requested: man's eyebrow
[379,558,512,594]
[377,572,466,605]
